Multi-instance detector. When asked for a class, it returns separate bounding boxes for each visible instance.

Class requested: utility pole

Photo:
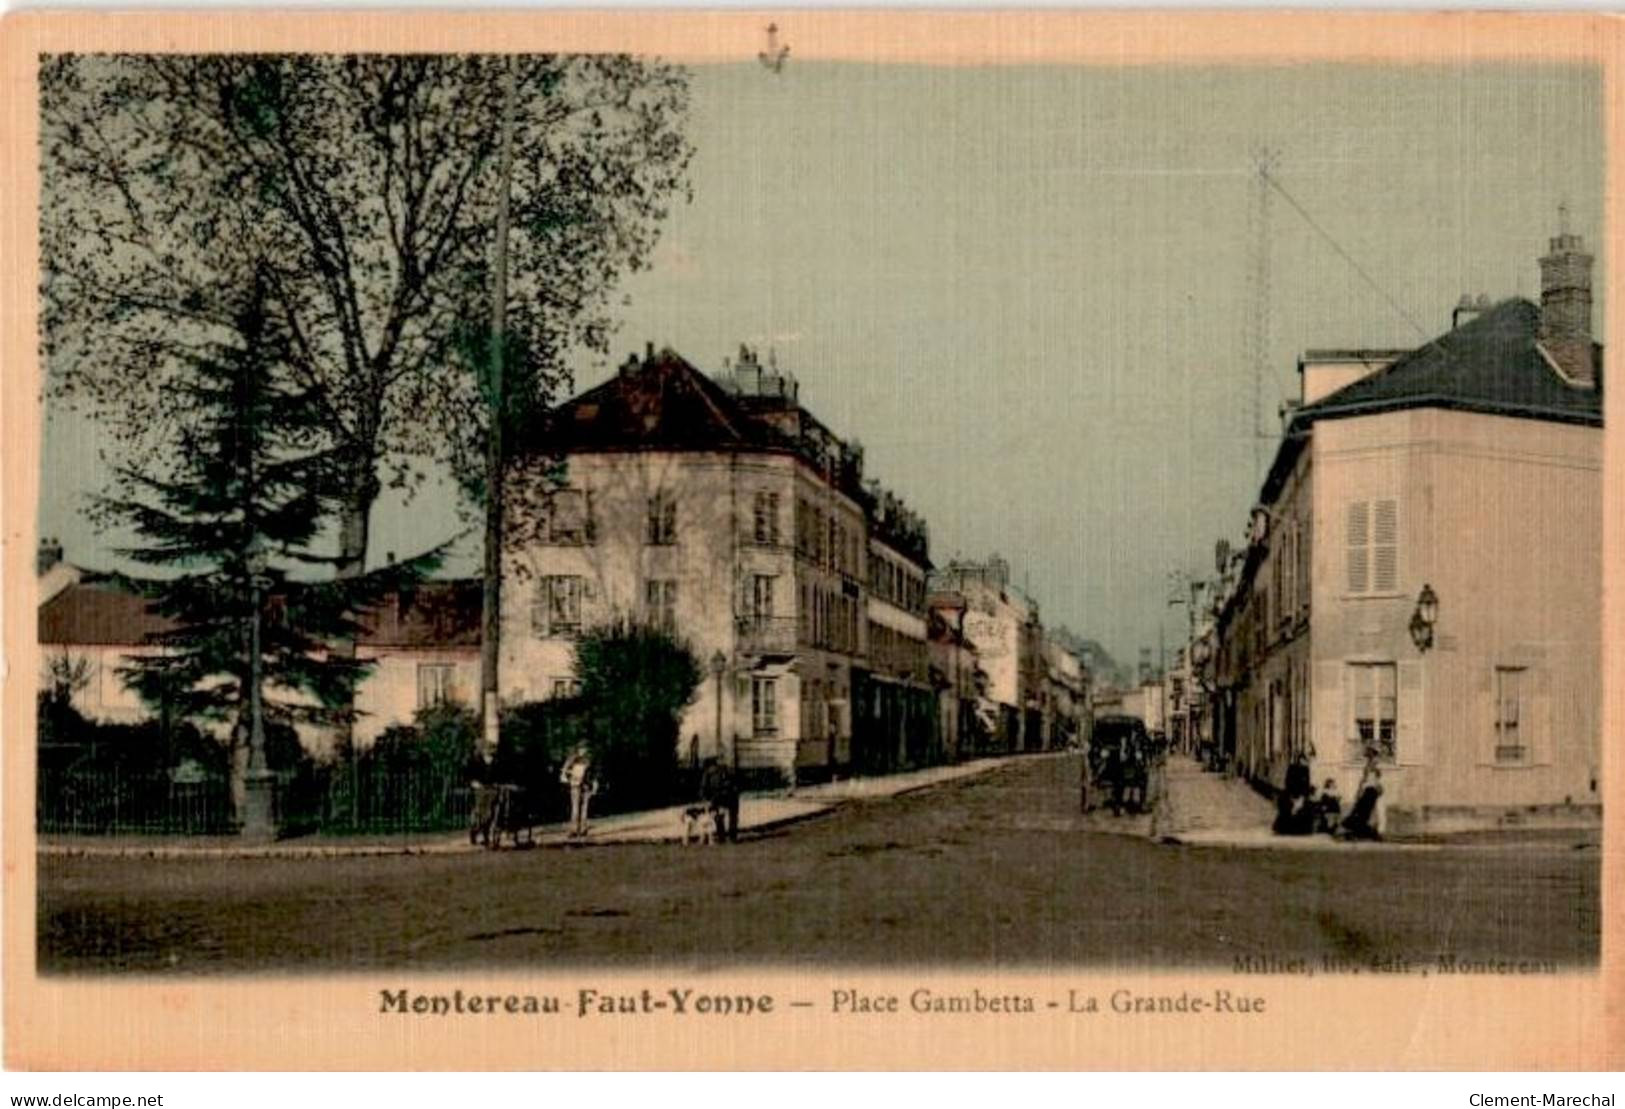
[480,58,518,762]
[1247,147,1279,485]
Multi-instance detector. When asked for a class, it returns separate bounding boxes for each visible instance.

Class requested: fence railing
[38,767,234,836]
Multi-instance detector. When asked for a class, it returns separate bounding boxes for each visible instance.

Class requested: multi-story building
[1212,226,1602,835]
[854,492,936,773]
[927,603,982,761]
[1042,637,1085,749]
[928,557,1044,752]
[502,344,934,784]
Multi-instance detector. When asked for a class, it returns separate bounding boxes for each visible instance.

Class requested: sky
[40,60,1604,669]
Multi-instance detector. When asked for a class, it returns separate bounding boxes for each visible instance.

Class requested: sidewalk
[1150,754,1274,842]
[1152,755,1442,851]
[40,755,1023,859]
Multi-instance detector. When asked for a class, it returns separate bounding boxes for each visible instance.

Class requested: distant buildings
[1203,225,1602,836]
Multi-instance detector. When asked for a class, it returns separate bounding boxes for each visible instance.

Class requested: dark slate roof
[1295,298,1602,429]
[1251,295,1604,529]
[39,576,481,650]
[363,581,483,649]
[522,349,793,455]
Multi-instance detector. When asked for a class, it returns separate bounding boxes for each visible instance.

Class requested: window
[751,574,775,620]
[550,677,582,700]
[548,490,590,545]
[1373,500,1398,592]
[752,677,778,736]
[644,579,677,633]
[1348,662,1397,761]
[1346,498,1398,594]
[1494,666,1527,764]
[417,663,454,710]
[646,493,677,545]
[753,492,780,545]
[531,576,582,638]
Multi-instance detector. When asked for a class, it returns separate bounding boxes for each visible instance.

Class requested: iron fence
[37,764,476,838]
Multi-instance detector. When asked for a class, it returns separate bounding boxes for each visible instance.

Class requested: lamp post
[710,649,729,768]
[240,536,276,840]
[1409,583,1439,653]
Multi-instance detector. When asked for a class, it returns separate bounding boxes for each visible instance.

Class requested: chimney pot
[1539,219,1595,387]
[37,536,64,576]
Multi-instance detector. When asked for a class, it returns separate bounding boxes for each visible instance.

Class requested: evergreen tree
[96,273,437,804]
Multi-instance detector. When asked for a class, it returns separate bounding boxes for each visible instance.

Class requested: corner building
[501,345,932,784]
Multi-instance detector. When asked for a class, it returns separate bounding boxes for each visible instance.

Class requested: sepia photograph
[2,10,1619,1073]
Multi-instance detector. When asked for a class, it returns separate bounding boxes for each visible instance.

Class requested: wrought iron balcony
[735,614,799,655]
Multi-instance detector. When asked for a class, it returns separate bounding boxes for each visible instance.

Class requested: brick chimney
[1538,211,1596,387]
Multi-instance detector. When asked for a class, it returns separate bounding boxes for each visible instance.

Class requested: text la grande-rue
[834,989,1265,1015]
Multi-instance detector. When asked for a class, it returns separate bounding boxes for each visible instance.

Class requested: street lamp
[1409,583,1439,653]
[710,650,730,768]
[240,536,276,839]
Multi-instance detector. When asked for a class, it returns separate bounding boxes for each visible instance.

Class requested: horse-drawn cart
[1080,714,1154,817]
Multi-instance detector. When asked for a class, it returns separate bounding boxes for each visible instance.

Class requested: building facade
[1212,229,1603,835]
[37,558,482,755]
[501,345,937,784]
[928,557,1044,752]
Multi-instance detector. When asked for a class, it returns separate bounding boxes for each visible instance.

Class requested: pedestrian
[1285,750,1312,800]
[561,745,596,838]
[1315,778,1343,836]
[1342,763,1383,841]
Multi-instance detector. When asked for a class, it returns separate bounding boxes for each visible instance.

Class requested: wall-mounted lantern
[1409,583,1439,653]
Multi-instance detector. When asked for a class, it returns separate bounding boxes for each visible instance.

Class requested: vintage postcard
[2,10,1621,1072]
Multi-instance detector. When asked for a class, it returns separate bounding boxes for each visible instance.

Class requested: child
[1315,778,1343,836]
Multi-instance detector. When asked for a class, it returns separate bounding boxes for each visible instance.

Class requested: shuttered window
[1345,502,1369,593]
[1346,498,1398,594]
[532,576,583,637]
[1373,499,1398,592]
[644,579,677,633]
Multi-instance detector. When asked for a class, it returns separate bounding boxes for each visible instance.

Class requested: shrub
[493,698,589,823]
[571,619,701,813]
[316,702,479,834]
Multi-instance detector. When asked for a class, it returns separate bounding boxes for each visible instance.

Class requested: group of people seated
[1272,751,1383,840]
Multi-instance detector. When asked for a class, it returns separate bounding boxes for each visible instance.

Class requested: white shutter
[1397,660,1424,766]
[1346,502,1370,593]
[1318,660,1349,762]
[1373,499,1398,593]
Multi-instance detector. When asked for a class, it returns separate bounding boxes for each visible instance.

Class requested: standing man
[700,757,741,842]
[561,745,596,838]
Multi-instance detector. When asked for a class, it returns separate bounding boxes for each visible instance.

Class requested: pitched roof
[38,577,481,650]
[1295,298,1602,429]
[38,575,175,647]
[1240,296,1606,577]
[527,349,793,454]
